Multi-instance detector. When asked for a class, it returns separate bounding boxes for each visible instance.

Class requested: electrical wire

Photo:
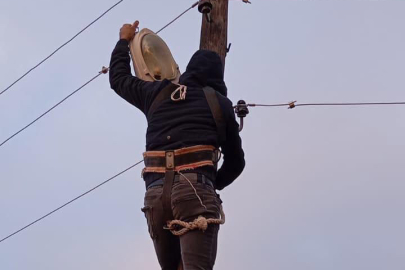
[247,103,291,107]
[0,0,206,246]
[0,0,123,97]
[295,102,405,107]
[0,159,144,244]
[247,101,405,109]
[0,67,109,149]
[0,1,201,149]
[156,1,199,34]
[1,0,196,98]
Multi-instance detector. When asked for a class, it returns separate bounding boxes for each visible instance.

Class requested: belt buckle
[165,151,174,170]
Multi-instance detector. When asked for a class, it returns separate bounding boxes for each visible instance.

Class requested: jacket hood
[179,50,227,97]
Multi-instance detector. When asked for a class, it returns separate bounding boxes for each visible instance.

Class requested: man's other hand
[120,21,139,41]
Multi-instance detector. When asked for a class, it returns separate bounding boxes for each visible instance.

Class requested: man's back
[146,83,219,150]
[110,42,244,189]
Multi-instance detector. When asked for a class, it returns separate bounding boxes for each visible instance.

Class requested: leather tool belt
[143,145,219,224]
[143,145,219,174]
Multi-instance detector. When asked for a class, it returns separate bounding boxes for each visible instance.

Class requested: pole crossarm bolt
[226,43,232,53]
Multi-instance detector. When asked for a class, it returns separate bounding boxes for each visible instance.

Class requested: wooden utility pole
[199,0,229,70]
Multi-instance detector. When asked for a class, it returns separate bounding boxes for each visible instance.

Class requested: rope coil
[171,85,187,101]
[166,206,225,236]
[164,172,225,236]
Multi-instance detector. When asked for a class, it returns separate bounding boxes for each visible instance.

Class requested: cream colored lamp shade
[129,28,181,82]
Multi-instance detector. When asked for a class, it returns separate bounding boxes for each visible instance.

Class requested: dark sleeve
[216,99,245,190]
[109,39,156,113]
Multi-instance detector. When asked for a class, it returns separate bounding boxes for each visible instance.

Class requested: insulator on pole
[235,100,249,132]
[198,0,213,22]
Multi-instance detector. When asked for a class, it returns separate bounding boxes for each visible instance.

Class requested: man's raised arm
[109,21,154,112]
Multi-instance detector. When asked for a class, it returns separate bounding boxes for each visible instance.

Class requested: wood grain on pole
[200,0,229,71]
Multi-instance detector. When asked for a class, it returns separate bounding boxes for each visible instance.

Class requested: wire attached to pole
[247,101,405,109]
[0,0,123,97]
[234,100,405,132]
[156,1,199,34]
[0,67,109,149]
[0,159,143,244]
[1,2,202,149]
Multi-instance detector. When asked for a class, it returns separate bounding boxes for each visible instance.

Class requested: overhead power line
[0,159,144,244]
[235,100,405,131]
[247,101,405,109]
[0,0,196,98]
[1,2,201,149]
[156,1,199,34]
[0,67,109,149]
[0,0,123,97]
[0,0,199,239]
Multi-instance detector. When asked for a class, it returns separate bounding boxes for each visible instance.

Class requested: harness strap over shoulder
[147,83,178,118]
[203,86,226,144]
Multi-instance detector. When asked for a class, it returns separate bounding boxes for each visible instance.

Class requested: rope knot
[165,206,225,236]
[193,216,208,231]
[171,85,187,101]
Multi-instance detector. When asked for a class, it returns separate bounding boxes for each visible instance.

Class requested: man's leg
[180,224,219,270]
[171,175,222,270]
[143,186,181,270]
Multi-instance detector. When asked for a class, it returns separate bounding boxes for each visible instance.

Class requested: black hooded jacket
[109,39,245,190]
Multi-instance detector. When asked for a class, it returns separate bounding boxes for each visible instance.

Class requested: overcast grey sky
[1,0,404,269]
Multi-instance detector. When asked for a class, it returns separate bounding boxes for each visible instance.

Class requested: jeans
[142,173,222,270]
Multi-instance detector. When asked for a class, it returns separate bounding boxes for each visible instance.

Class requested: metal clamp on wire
[288,101,297,109]
[198,0,213,22]
[99,66,109,74]
[234,100,249,132]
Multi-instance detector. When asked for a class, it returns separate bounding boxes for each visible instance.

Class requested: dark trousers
[142,173,222,270]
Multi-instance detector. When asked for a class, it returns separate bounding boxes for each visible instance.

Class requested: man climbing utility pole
[109,1,245,269]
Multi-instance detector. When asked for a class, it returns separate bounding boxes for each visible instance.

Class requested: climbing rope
[165,172,225,236]
[179,171,206,209]
[166,205,225,236]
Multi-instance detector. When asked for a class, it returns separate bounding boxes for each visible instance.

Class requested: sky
[1,0,405,269]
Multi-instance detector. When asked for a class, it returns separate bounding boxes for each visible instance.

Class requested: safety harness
[143,82,226,231]
[146,83,226,142]
[143,145,219,174]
